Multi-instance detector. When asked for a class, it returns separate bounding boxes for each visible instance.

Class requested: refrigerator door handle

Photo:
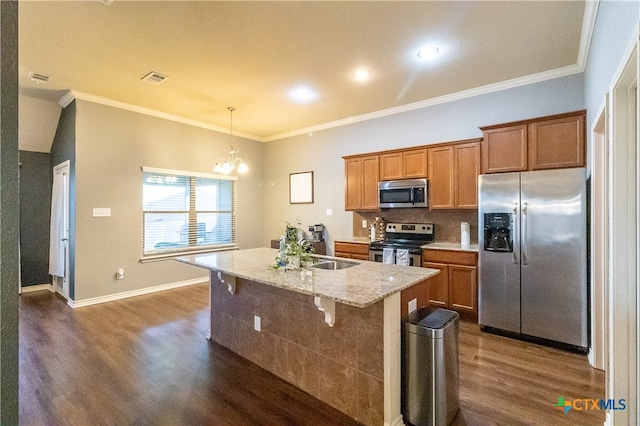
[513,202,518,264]
[521,201,528,265]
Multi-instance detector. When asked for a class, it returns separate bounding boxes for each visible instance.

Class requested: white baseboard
[21,283,54,293]
[68,276,208,308]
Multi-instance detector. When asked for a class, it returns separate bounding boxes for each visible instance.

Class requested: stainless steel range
[369,223,434,267]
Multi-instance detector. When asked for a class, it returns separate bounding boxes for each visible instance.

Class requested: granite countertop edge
[176,248,439,308]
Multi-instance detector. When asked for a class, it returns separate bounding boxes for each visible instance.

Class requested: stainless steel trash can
[402,307,459,426]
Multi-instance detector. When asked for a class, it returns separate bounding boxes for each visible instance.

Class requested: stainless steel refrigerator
[478,168,587,349]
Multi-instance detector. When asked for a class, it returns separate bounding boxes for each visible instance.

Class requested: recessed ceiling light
[353,69,371,82]
[290,87,316,102]
[417,46,440,59]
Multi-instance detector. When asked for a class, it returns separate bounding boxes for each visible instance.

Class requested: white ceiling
[18,1,592,143]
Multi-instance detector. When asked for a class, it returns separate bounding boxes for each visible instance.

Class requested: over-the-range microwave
[378,178,429,208]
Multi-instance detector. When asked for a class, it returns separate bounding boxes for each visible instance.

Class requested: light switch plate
[408,298,417,314]
[93,208,111,217]
[254,315,261,332]
[362,220,367,228]
[326,209,333,216]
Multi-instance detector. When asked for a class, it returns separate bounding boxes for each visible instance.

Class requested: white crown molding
[59,62,584,144]
[577,0,599,71]
[58,90,265,142]
[264,63,584,142]
[67,276,207,308]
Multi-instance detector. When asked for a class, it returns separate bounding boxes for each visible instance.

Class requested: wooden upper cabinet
[344,155,379,211]
[427,146,455,209]
[428,140,480,209]
[403,148,428,179]
[380,148,427,181]
[379,152,403,180]
[344,157,363,211]
[361,155,380,209]
[480,110,586,174]
[454,142,481,209]
[481,124,527,174]
[529,114,585,170]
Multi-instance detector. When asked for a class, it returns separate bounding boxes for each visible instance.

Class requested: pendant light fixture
[214,107,248,174]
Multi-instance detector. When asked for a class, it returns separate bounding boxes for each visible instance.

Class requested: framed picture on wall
[289,171,314,204]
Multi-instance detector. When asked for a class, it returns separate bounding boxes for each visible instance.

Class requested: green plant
[273,221,315,269]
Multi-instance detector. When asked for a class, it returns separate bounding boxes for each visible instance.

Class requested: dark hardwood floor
[19,283,604,426]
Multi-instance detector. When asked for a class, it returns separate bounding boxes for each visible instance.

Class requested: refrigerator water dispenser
[483,213,513,252]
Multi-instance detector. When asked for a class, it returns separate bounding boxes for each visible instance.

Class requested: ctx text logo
[554,396,626,414]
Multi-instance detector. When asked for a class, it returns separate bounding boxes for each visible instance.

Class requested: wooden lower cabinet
[423,249,478,321]
[334,241,370,260]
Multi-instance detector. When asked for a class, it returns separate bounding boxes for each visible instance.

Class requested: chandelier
[214,107,248,174]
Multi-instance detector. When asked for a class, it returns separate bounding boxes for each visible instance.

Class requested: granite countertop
[334,237,372,244]
[176,247,438,308]
[423,242,479,252]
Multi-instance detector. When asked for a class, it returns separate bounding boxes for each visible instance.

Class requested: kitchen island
[177,247,439,426]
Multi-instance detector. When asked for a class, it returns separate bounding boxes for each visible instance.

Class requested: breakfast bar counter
[177,247,439,426]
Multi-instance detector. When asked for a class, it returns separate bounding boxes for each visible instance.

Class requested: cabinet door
[427,146,455,209]
[334,242,370,259]
[379,153,403,181]
[448,265,477,313]
[481,125,527,174]
[454,142,480,209]
[528,114,585,170]
[361,155,380,210]
[424,262,448,307]
[403,148,428,179]
[344,158,362,211]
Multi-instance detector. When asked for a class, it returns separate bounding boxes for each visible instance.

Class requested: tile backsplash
[354,209,478,243]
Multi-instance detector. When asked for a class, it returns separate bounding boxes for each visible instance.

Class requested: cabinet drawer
[423,249,477,266]
[334,242,370,256]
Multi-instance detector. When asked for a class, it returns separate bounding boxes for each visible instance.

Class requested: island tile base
[209,271,387,425]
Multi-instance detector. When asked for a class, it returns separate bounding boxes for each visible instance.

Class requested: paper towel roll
[461,222,470,247]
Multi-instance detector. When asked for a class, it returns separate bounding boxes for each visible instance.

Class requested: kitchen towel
[396,249,410,266]
[382,248,395,264]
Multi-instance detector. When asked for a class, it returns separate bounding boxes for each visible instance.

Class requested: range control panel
[385,222,434,235]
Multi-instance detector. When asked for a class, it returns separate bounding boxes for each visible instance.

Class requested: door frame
[52,160,70,299]
[606,38,638,425]
[589,99,608,371]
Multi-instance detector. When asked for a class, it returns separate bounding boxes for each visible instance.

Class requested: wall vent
[141,71,169,85]
[28,72,50,84]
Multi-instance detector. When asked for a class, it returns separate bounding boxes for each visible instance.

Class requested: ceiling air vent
[141,71,169,85]
[28,72,50,84]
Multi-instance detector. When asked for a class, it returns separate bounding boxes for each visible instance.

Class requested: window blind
[142,167,237,256]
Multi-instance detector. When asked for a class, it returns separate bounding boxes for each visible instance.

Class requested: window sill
[139,245,238,263]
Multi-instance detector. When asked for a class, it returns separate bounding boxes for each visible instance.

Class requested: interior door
[50,161,70,299]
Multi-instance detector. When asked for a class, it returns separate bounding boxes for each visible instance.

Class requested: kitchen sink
[312,258,360,270]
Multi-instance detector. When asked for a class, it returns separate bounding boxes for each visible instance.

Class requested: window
[142,167,237,257]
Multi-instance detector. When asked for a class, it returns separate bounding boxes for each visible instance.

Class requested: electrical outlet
[326,209,333,216]
[116,268,124,280]
[254,315,261,332]
[362,220,367,228]
[93,208,111,217]
[408,298,417,314]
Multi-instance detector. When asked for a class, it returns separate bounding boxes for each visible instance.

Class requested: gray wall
[0,1,19,423]
[584,0,639,124]
[19,151,51,286]
[72,100,265,301]
[262,73,585,251]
